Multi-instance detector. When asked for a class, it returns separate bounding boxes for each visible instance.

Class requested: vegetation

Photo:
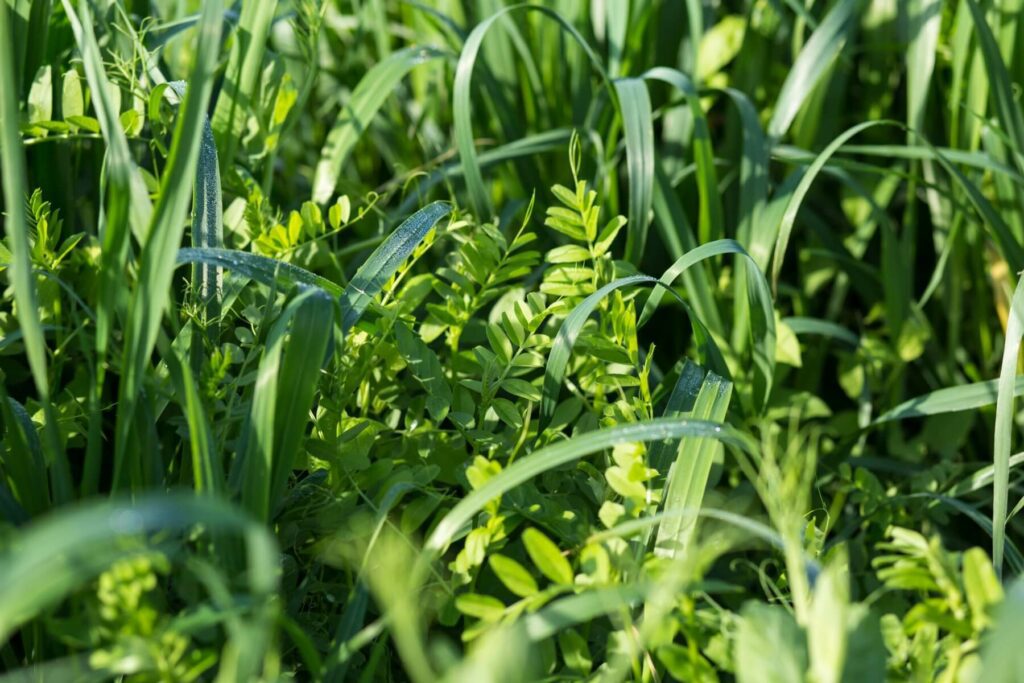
[3,0,1024,680]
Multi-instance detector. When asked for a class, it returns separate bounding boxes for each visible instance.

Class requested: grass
[2,0,1024,680]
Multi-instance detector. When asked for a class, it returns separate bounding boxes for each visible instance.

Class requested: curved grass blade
[241,289,334,522]
[783,317,860,348]
[341,201,451,334]
[0,494,277,645]
[539,275,726,430]
[453,4,606,218]
[113,0,224,491]
[993,276,1024,576]
[641,239,776,412]
[644,67,724,246]
[874,375,1024,424]
[614,77,655,263]
[767,0,862,139]
[0,0,70,503]
[177,247,343,298]
[312,46,447,204]
[423,417,757,558]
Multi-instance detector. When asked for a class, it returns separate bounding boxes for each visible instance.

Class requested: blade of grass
[615,77,654,263]
[341,201,451,334]
[177,247,343,298]
[113,0,224,491]
[640,239,776,412]
[767,0,863,139]
[241,289,334,522]
[211,0,278,167]
[654,371,732,559]
[993,275,1024,576]
[311,46,447,205]
[874,375,1024,424]
[453,4,606,218]
[644,67,724,246]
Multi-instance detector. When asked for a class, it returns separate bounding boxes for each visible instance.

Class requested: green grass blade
[644,67,724,246]
[783,317,860,348]
[242,289,334,522]
[767,0,862,139]
[169,81,223,313]
[159,332,221,494]
[0,388,49,515]
[640,239,776,412]
[654,371,732,559]
[211,0,278,167]
[874,376,1024,424]
[423,417,757,558]
[341,201,451,334]
[992,276,1024,576]
[964,0,1024,171]
[770,119,884,289]
[651,163,723,335]
[614,77,654,263]
[312,46,447,205]
[177,247,343,298]
[453,4,606,218]
[113,0,225,491]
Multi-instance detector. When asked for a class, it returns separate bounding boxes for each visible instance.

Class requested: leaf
[176,247,343,298]
[210,0,278,165]
[522,528,574,585]
[395,322,452,422]
[501,378,541,402]
[767,0,863,138]
[614,77,654,263]
[112,0,225,490]
[993,276,1024,575]
[241,289,334,522]
[455,593,506,621]
[312,47,446,204]
[341,202,451,334]
[488,554,538,598]
[453,5,605,217]
[735,602,808,683]
[874,376,1024,424]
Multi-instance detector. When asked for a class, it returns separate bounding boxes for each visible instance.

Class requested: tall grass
[1,0,1024,680]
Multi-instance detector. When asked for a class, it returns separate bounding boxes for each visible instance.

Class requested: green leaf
[241,289,334,522]
[455,593,506,621]
[395,322,452,422]
[614,77,654,263]
[993,275,1024,575]
[488,554,538,597]
[341,202,451,334]
[501,378,541,402]
[874,376,1024,424]
[522,528,574,585]
[176,247,343,298]
[312,47,446,204]
[767,0,863,138]
[735,602,808,683]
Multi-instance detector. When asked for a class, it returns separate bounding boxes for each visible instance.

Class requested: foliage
[1,0,1024,681]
